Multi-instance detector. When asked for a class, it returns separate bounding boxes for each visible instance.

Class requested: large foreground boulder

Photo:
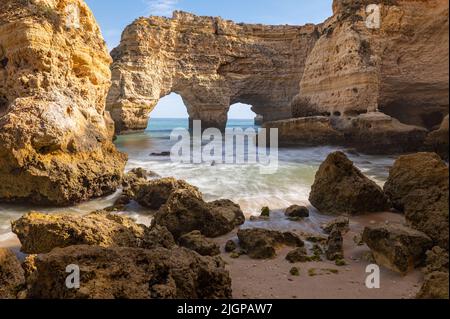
[384,152,449,249]
[154,190,245,239]
[237,228,304,259]
[12,211,173,254]
[0,248,25,299]
[0,0,127,205]
[25,246,232,299]
[363,224,433,274]
[309,152,390,215]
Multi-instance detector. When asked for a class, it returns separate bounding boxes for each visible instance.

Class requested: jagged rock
[285,205,310,218]
[309,152,390,215]
[107,11,320,133]
[179,231,220,257]
[384,152,449,249]
[25,245,232,299]
[237,228,304,259]
[363,224,433,274]
[416,272,449,300]
[326,229,344,261]
[321,217,350,234]
[134,178,202,210]
[286,247,309,263]
[0,0,127,205]
[0,248,25,299]
[424,247,449,275]
[154,190,245,239]
[225,240,237,253]
[141,225,176,250]
[425,115,449,160]
[11,211,147,254]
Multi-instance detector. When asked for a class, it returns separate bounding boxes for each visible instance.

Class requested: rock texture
[237,228,304,259]
[179,231,220,257]
[309,152,390,215]
[0,248,25,299]
[363,224,433,274]
[25,245,232,299]
[12,211,176,254]
[425,115,449,160]
[0,0,127,205]
[416,272,449,299]
[265,0,449,153]
[154,190,245,239]
[384,152,449,249]
[106,11,320,133]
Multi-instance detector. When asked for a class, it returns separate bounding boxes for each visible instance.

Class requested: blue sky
[86,0,333,119]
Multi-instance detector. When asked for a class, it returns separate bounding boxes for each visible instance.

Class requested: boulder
[179,231,220,257]
[416,272,449,300]
[225,240,237,253]
[0,248,25,299]
[321,217,350,234]
[141,225,176,250]
[363,224,433,274]
[384,152,449,249]
[286,247,309,263]
[326,228,344,261]
[285,205,310,218]
[309,152,390,215]
[134,178,202,210]
[12,211,146,254]
[25,246,232,299]
[154,190,245,239]
[237,228,304,259]
[424,247,449,275]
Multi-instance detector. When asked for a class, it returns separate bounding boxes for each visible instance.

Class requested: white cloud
[143,0,179,17]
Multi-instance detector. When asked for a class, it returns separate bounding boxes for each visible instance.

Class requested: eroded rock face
[425,115,449,160]
[384,152,449,249]
[309,152,390,215]
[106,11,320,133]
[363,224,433,274]
[11,211,147,254]
[26,245,232,299]
[154,190,245,239]
[179,231,220,257]
[416,272,449,299]
[0,248,25,299]
[0,0,127,205]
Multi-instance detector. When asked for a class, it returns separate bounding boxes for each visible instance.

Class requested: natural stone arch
[106,11,320,133]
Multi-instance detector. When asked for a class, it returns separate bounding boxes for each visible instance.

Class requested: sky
[86,0,333,119]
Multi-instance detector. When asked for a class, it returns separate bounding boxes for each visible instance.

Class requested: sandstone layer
[0,0,127,205]
[106,11,320,133]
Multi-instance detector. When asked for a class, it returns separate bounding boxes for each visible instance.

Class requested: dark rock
[290,267,300,276]
[260,207,270,217]
[416,272,449,299]
[142,225,176,250]
[285,205,310,218]
[321,217,350,234]
[225,240,237,253]
[363,224,433,274]
[326,228,344,261]
[286,247,309,263]
[0,248,25,299]
[309,152,390,215]
[179,231,220,256]
[383,152,449,249]
[237,228,304,259]
[134,178,202,210]
[424,246,449,274]
[154,190,245,239]
[25,246,232,299]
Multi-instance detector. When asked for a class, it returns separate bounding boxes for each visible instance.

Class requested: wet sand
[214,211,423,299]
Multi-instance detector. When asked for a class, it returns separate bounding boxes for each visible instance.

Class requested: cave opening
[145,92,190,132]
[227,103,258,128]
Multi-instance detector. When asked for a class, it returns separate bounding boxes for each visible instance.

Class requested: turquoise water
[0,118,397,245]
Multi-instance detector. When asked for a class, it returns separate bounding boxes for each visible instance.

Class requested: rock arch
[106,11,320,133]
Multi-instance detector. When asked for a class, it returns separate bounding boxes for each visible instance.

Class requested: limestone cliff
[0,0,127,205]
[107,11,320,133]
